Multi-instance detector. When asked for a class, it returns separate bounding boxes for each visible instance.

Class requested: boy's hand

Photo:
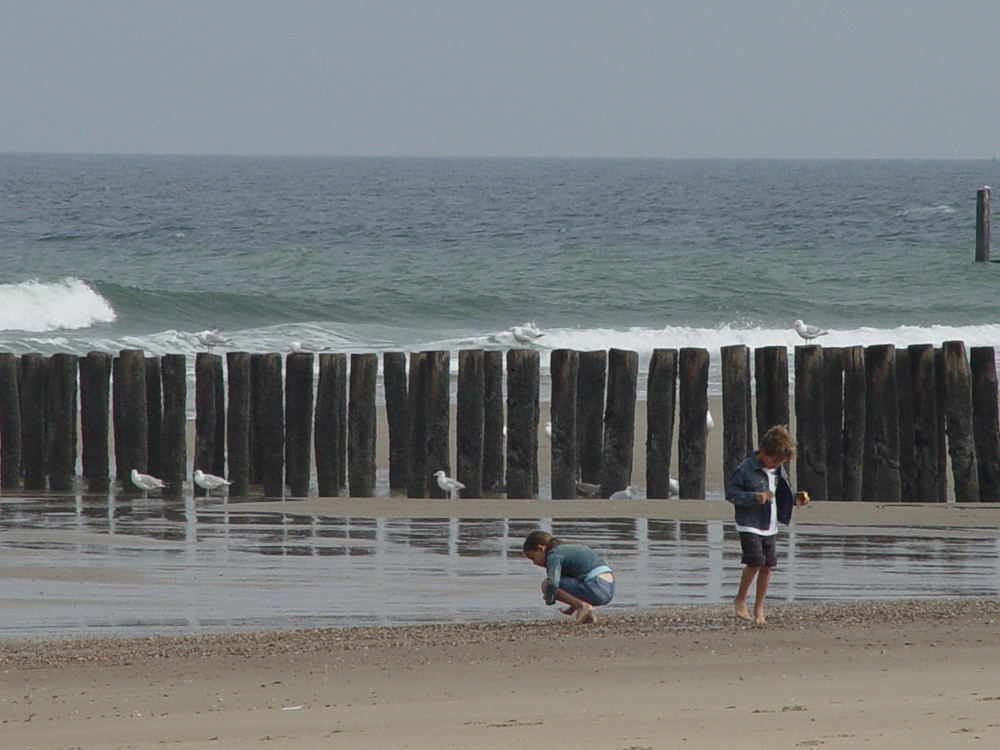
[795,490,811,506]
[754,491,773,504]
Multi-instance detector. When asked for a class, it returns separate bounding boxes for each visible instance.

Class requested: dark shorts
[739,532,777,568]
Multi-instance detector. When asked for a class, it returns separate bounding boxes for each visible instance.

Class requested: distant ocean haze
[1,154,998,394]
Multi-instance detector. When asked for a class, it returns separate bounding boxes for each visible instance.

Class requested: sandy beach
[3,598,999,749]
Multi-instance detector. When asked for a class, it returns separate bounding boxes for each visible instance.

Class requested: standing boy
[725,425,809,624]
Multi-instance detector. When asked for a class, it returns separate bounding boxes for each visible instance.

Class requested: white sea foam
[0,278,116,332]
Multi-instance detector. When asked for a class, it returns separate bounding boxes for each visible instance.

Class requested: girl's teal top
[544,543,610,604]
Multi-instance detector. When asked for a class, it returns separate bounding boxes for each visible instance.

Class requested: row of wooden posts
[0,341,997,501]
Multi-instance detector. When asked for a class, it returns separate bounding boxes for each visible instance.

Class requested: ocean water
[2,154,999,394]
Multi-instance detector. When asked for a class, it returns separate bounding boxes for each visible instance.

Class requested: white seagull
[194,469,232,497]
[289,340,330,353]
[706,409,715,433]
[509,325,544,344]
[793,319,828,340]
[433,470,465,499]
[609,485,636,500]
[130,468,167,499]
[668,477,680,498]
[544,421,553,438]
[196,329,231,352]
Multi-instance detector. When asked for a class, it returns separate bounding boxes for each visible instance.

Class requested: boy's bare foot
[734,597,752,621]
[574,603,597,624]
[753,606,766,625]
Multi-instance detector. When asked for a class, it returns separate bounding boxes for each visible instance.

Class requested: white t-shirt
[735,467,779,536]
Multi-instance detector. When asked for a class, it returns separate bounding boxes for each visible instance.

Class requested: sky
[2,1,999,159]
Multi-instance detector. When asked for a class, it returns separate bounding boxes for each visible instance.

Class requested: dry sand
[3,599,999,749]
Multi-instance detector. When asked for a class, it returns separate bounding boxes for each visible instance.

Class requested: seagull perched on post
[196,329,231,352]
[193,469,232,497]
[433,470,465,499]
[793,319,828,341]
[130,468,167,499]
[289,340,330,353]
[509,324,544,345]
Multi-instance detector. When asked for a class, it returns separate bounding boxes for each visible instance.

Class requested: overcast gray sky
[2,1,998,158]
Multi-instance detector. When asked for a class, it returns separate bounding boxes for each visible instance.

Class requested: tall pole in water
[975,186,991,262]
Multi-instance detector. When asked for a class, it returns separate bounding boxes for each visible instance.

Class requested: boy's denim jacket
[725,452,794,531]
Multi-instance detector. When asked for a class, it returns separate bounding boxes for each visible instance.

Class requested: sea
[2,153,1000,396]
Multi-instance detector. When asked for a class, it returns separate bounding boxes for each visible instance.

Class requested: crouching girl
[522,530,614,624]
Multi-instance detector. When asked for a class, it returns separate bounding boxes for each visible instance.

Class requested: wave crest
[0,278,117,332]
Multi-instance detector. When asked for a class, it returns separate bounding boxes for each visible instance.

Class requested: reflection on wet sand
[1,493,999,638]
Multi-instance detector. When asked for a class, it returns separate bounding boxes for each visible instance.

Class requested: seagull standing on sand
[544,421,553,438]
[609,485,636,500]
[433,470,465,499]
[194,469,232,497]
[130,468,167,499]
[793,319,828,341]
[196,329,231,352]
[509,325,544,344]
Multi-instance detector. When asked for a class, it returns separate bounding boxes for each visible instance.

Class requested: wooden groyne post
[46,353,78,491]
[20,353,47,489]
[943,341,980,501]
[0,353,20,489]
[506,349,539,499]
[348,353,378,498]
[907,344,941,501]
[678,347,709,500]
[285,352,314,497]
[315,352,347,496]
[840,345,865,500]
[970,346,1000,500]
[646,348,677,498]
[720,344,751,482]
[794,345,826,498]
[194,353,223,495]
[160,354,186,496]
[576,350,606,486]
[601,348,638,498]
[424,351,450,498]
[976,186,991,262]
[406,352,427,498]
[383,352,409,491]
[226,352,251,496]
[822,347,844,500]
[862,344,901,501]
[754,346,788,442]
[482,350,505,492]
[549,349,578,499]
[115,350,148,490]
[457,349,484,498]
[255,353,284,497]
[79,352,111,492]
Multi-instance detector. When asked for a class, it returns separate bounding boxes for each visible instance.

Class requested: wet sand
[3,598,1000,749]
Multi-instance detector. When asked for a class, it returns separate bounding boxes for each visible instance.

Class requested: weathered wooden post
[160,354,186,496]
[862,344,901,501]
[226,352,251,496]
[457,349,485,498]
[482,350,505,493]
[894,348,915,500]
[348,353,377,497]
[943,341,979,501]
[646,348,678,498]
[600,348,638,498]
[212,356,225,477]
[975,186,991,262]
[315,353,347,497]
[907,345,940,501]
[194,353,222,496]
[934,347,949,501]
[249,354,263,485]
[970,346,1000,501]
[678,347,709,500]
[256,353,284,497]
[822,347,844,500]
[841,345,865,501]
[0,353,23,489]
[145,357,162,479]
[45,353,78,491]
[406,352,428,498]
[576,350,606,486]
[720,345,751,482]
[383,352,409,491]
[794,345,826,498]
[116,350,148,490]
[549,349,578,499]
[284,352,314,497]
[20,354,47,489]
[79,353,112,492]
[506,349,539,498]
[424,351,450,498]
[754,346,789,442]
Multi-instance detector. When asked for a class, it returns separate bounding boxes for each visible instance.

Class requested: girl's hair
[523,530,561,552]
[760,424,795,460]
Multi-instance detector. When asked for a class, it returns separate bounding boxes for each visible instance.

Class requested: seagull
[793,319,828,340]
[196,329,231,352]
[609,485,636,500]
[706,409,715,433]
[433,470,465,499]
[668,477,680,498]
[289,341,330,353]
[544,421,553,438]
[509,325,544,344]
[130,468,167,499]
[193,469,232,497]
